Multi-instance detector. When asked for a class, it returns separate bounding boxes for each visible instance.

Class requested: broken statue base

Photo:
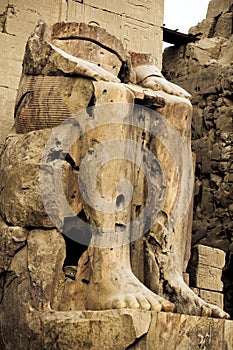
[1,309,233,350]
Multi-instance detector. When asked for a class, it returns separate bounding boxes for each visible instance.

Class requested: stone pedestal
[1,309,233,349]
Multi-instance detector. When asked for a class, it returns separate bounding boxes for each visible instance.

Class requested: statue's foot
[164,276,230,319]
[140,76,191,99]
[86,268,175,312]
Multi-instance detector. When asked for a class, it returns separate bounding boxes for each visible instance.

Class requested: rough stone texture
[66,0,164,68]
[0,228,66,350]
[187,245,226,308]
[188,245,226,269]
[22,21,124,80]
[15,75,94,133]
[0,0,67,149]
[0,219,28,271]
[190,264,224,291]
[207,0,233,19]
[1,16,232,350]
[0,129,82,227]
[163,0,233,318]
[1,309,233,350]
[0,0,164,149]
[128,311,233,350]
[51,21,127,62]
[193,289,224,309]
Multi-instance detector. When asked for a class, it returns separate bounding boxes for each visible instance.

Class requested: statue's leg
[144,91,229,319]
[82,82,174,312]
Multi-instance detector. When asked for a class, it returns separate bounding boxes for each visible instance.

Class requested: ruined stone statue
[0,20,230,349]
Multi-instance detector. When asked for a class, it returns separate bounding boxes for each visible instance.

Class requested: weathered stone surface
[199,289,224,309]
[0,0,163,150]
[1,13,232,350]
[0,130,53,227]
[0,219,28,271]
[0,1,67,147]
[163,0,233,318]
[42,310,151,350]
[24,35,120,82]
[214,10,233,38]
[22,21,125,81]
[0,228,66,349]
[57,251,90,312]
[0,0,164,147]
[1,309,233,350]
[27,229,66,308]
[189,245,226,269]
[207,0,233,19]
[51,22,127,62]
[0,129,82,227]
[0,245,41,350]
[15,75,94,133]
[189,264,224,292]
[52,38,122,76]
[66,0,164,68]
[128,312,233,350]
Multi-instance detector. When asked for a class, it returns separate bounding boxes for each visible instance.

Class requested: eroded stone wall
[163,0,233,317]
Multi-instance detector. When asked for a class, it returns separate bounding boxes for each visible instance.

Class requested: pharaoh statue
[0,21,229,346]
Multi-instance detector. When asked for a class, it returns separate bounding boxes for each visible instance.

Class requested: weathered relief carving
[0,20,230,349]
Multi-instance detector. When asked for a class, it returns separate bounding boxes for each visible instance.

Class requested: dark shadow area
[62,210,92,267]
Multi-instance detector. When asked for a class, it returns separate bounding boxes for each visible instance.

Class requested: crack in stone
[125,332,147,349]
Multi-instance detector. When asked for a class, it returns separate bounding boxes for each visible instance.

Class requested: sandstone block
[199,289,224,309]
[27,229,66,308]
[0,219,28,271]
[0,33,25,89]
[0,129,82,228]
[51,21,126,63]
[0,87,17,147]
[189,265,223,292]
[121,16,162,67]
[1,246,37,350]
[43,309,151,350]
[128,312,233,350]
[3,0,65,37]
[188,245,226,291]
[191,287,224,309]
[190,245,226,269]
[2,309,233,350]
[0,131,53,227]
[84,0,162,25]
